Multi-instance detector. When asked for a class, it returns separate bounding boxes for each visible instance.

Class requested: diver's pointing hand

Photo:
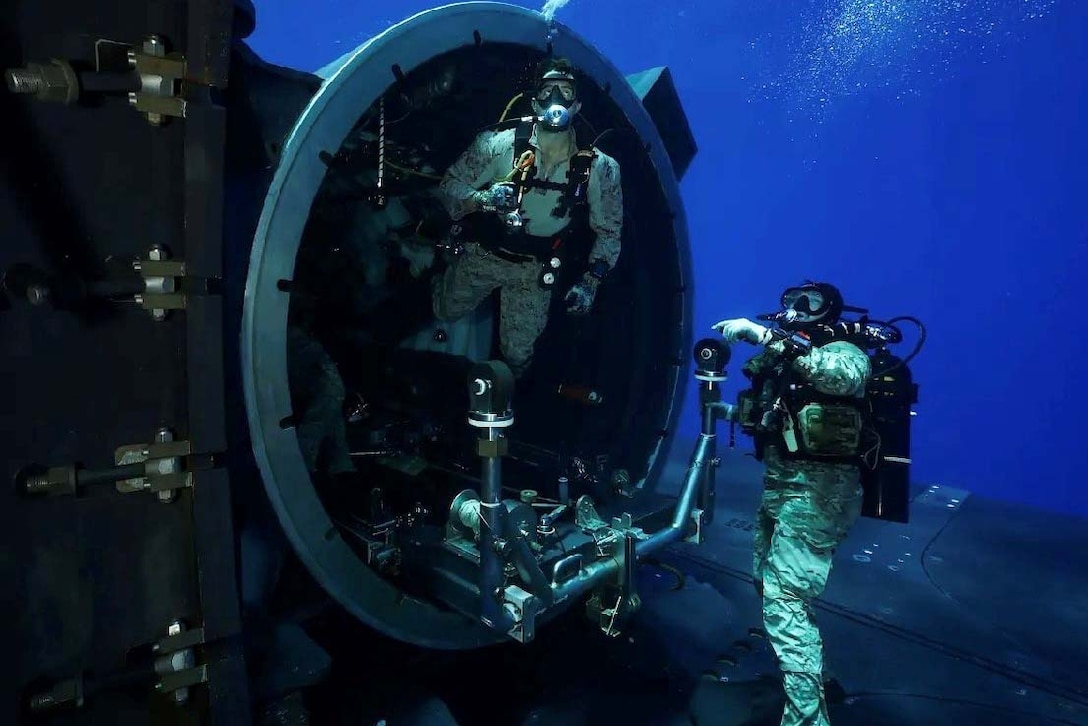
[712,318,771,345]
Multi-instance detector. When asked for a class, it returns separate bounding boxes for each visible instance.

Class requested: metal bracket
[575,495,609,532]
[133,245,186,320]
[609,512,647,539]
[586,589,641,639]
[153,621,207,706]
[502,585,539,644]
[685,507,706,544]
[95,36,187,125]
[115,428,193,503]
[585,532,642,638]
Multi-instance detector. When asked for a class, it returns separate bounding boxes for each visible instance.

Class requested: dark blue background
[247,1,1088,518]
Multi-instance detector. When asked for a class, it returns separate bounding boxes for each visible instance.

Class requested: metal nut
[143,36,165,56]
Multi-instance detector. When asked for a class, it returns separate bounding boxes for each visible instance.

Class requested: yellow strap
[502,150,536,182]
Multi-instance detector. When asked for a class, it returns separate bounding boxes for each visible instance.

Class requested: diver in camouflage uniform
[713,282,872,726]
[433,58,623,377]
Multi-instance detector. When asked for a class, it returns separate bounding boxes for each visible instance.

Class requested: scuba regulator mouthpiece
[540,104,572,131]
[764,309,801,324]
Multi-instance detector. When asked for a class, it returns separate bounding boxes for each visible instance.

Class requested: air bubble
[750,0,1058,120]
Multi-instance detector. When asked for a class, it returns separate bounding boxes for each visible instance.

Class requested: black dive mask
[757,283,846,330]
[538,86,572,109]
[535,78,577,132]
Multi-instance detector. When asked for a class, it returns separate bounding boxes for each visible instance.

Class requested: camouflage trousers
[432,242,553,374]
[753,447,863,726]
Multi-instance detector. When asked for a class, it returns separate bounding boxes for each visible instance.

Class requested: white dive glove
[711,317,772,345]
[564,274,599,316]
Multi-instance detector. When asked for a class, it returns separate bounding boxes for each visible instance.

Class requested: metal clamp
[585,531,642,637]
[18,428,198,501]
[685,507,706,544]
[133,245,186,320]
[502,585,540,644]
[6,35,188,126]
[609,512,646,538]
[153,621,207,705]
[115,429,192,503]
[115,36,187,125]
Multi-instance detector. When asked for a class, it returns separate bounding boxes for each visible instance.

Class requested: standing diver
[712,281,872,726]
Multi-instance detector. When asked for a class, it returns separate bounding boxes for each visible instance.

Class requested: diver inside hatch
[710,281,925,726]
[284,44,679,621]
[429,56,623,380]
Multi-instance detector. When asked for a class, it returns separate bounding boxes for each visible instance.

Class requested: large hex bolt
[22,466,78,497]
[5,59,79,104]
[28,676,84,713]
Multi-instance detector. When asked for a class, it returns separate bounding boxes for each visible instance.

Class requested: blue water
[248,0,1088,519]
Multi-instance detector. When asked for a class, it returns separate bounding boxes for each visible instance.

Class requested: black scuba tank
[860,348,918,523]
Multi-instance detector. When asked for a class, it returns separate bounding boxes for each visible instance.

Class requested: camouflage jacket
[437,125,623,268]
[743,339,871,398]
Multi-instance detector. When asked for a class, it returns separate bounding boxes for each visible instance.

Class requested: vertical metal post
[478,426,504,627]
[693,339,730,525]
[467,361,515,629]
[699,399,718,520]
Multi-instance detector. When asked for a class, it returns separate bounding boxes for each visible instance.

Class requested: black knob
[467,361,514,415]
[694,338,729,373]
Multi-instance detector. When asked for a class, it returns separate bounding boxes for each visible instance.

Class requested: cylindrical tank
[237,2,695,648]
[861,349,917,523]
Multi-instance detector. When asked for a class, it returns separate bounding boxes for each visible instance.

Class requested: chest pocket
[796,402,862,457]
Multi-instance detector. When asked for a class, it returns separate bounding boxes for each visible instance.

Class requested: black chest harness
[450,122,596,289]
[737,361,871,467]
[509,121,596,221]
